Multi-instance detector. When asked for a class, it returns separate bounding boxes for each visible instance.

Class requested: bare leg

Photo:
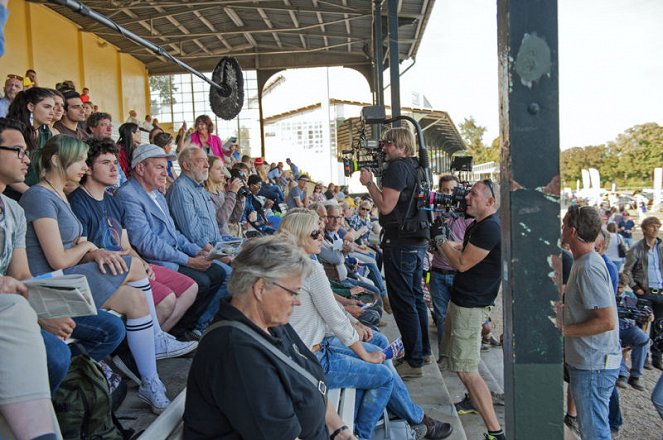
[156,293,176,326]
[160,284,197,332]
[458,371,501,432]
[567,386,577,417]
[103,285,148,319]
[0,400,61,440]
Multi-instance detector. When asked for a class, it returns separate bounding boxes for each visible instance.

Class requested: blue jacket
[115,178,201,271]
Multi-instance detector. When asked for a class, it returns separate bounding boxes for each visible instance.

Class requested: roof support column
[373,0,385,108]
[498,0,563,439]
[387,0,401,127]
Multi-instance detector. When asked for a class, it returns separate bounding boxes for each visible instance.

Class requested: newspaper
[206,238,243,260]
[24,274,97,319]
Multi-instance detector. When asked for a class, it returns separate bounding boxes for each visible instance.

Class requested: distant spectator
[149,125,164,144]
[187,114,223,159]
[53,90,89,141]
[22,69,37,89]
[55,80,75,93]
[287,175,310,209]
[80,87,90,103]
[152,117,159,128]
[116,122,141,177]
[0,74,23,117]
[126,109,140,125]
[86,112,113,139]
[286,157,299,179]
[325,182,335,200]
[48,89,65,136]
[82,101,93,120]
[204,155,242,237]
[267,161,283,183]
[143,114,153,132]
[153,132,177,184]
[618,211,635,247]
[311,181,325,203]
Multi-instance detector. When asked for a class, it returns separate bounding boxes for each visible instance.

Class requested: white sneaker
[155,332,198,360]
[138,376,171,415]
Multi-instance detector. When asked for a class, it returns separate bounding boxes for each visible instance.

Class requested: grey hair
[228,236,312,297]
[177,146,203,169]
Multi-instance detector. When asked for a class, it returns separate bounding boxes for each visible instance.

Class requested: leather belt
[432,267,456,275]
[311,344,321,353]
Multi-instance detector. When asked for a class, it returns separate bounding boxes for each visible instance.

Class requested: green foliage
[560,123,663,188]
[149,76,177,113]
[458,116,500,164]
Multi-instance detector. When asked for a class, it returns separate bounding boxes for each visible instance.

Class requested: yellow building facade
[0,0,149,123]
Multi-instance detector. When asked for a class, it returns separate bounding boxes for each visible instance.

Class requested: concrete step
[381,314,467,440]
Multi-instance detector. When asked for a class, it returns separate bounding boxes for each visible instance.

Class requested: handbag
[617,235,627,258]
[371,410,416,440]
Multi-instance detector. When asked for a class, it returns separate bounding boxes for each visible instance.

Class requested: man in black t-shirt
[435,179,505,440]
[359,127,431,379]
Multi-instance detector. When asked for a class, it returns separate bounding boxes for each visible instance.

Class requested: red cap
[254,157,265,165]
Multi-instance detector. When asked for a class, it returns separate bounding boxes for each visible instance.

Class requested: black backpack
[53,356,132,440]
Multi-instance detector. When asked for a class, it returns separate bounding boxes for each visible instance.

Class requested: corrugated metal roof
[42,0,435,75]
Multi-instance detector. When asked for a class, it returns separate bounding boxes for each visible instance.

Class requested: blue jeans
[328,333,424,425]
[359,259,387,297]
[568,366,619,440]
[341,277,381,297]
[607,386,622,432]
[429,271,455,346]
[41,330,71,395]
[195,261,232,332]
[382,244,430,368]
[619,324,649,379]
[316,336,393,439]
[258,184,285,204]
[652,372,663,422]
[70,310,126,360]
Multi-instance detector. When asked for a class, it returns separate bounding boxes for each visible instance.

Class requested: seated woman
[184,236,354,440]
[279,209,453,440]
[116,122,140,178]
[204,155,243,237]
[19,135,171,414]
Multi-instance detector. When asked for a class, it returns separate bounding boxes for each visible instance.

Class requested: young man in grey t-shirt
[560,206,621,440]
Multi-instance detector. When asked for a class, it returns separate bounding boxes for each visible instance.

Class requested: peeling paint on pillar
[514,33,552,88]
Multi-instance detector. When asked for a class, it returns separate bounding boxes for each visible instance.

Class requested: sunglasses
[483,179,495,199]
[310,229,322,239]
[6,74,23,81]
[359,207,370,211]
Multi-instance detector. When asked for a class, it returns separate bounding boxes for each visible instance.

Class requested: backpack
[53,355,127,440]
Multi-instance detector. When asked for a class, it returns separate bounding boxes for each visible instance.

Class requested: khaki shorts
[440,302,492,373]
[0,295,51,405]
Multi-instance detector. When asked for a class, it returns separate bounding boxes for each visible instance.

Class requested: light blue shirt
[167,173,222,248]
[648,241,663,289]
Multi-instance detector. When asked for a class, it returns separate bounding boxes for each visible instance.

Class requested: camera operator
[359,127,431,379]
[433,179,504,440]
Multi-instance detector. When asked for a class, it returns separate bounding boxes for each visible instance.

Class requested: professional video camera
[417,185,469,215]
[340,107,387,177]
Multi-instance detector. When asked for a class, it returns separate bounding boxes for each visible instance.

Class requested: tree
[149,75,177,114]
[458,116,499,164]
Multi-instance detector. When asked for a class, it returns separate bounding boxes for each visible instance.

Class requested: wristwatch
[365,181,374,189]
[434,235,447,248]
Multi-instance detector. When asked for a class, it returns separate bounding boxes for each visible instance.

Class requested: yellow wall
[0,0,149,123]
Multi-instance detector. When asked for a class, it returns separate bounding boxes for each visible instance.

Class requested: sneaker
[383,295,393,314]
[138,376,171,415]
[155,332,198,360]
[183,329,203,341]
[616,376,628,389]
[564,414,580,437]
[454,393,479,415]
[423,355,433,365]
[482,334,502,349]
[111,349,141,386]
[394,359,423,379]
[628,376,645,391]
[484,431,506,440]
[644,359,653,370]
[420,414,453,439]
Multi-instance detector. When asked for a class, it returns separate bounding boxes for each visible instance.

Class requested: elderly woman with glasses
[184,236,354,440]
[279,209,453,440]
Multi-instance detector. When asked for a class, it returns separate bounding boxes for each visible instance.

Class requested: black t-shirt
[379,157,427,243]
[69,187,124,251]
[184,302,328,440]
[452,214,501,307]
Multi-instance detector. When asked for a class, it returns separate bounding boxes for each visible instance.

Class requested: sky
[403,0,663,150]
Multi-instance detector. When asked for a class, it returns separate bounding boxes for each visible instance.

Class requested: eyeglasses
[273,282,301,298]
[482,179,495,199]
[359,207,370,211]
[327,215,343,221]
[0,146,29,160]
[310,229,322,239]
[6,74,23,81]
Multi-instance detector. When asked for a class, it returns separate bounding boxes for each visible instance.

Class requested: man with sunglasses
[0,74,23,118]
[359,127,432,379]
[435,179,505,440]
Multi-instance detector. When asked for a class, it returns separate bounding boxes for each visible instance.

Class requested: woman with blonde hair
[204,155,243,237]
[279,209,452,440]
